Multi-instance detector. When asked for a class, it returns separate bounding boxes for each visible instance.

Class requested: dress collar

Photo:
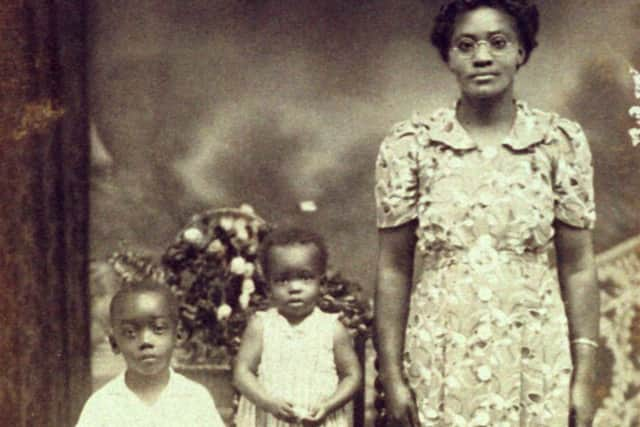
[424,100,549,151]
[273,307,319,338]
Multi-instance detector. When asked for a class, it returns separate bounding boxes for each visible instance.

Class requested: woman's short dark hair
[430,0,539,64]
[258,227,328,278]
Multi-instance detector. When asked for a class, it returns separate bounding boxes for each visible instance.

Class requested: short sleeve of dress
[375,120,421,228]
[551,118,596,229]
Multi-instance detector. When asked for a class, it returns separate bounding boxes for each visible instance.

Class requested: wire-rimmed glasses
[451,34,515,58]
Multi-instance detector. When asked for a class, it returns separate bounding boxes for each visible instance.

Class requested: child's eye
[153,324,169,334]
[273,278,289,286]
[122,328,136,338]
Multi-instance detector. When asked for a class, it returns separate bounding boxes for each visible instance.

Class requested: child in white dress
[233,228,362,427]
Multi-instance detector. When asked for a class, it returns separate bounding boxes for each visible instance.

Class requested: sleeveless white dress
[234,307,350,427]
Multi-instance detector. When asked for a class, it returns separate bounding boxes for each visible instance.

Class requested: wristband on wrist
[571,337,599,349]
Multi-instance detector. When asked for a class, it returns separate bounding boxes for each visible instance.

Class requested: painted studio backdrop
[87,1,640,425]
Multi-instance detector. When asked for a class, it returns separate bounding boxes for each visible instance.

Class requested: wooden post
[0,1,91,425]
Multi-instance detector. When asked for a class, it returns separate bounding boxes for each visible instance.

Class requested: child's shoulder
[169,370,214,398]
[313,308,341,324]
[87,371,127,400]
[75,373,127,425]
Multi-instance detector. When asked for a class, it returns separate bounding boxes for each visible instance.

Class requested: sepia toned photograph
[2,1,640,426]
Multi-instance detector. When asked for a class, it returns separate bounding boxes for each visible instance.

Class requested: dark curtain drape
[0,1,90,426]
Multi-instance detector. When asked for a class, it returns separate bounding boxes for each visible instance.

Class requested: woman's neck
[456,90,516,128]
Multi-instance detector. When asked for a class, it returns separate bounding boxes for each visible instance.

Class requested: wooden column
[0,1,91,426]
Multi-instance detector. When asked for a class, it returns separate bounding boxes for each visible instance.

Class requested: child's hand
[264,398,298,423]
[301,403,330,426]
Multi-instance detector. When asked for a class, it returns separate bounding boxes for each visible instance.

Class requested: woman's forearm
[375,268,412,383]
[555,225,600,379]
[558,263,600,377]
[375,225,416,385]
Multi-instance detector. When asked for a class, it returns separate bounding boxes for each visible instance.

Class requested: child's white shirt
[75,368,225,427]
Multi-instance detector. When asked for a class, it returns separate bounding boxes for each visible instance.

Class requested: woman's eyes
[456,39,475,52]
[454,35,509,52]
[489,35,508,49]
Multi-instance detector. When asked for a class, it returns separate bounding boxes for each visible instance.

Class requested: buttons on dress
[481,145,498,159]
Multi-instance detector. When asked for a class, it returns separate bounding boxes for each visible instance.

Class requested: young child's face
[110,290,177,378]
[266,243,323,320]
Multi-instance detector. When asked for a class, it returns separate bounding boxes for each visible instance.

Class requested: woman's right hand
[385,380,420,427]
[264,398,298,423]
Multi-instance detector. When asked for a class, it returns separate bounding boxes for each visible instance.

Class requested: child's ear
[108,334,120,354]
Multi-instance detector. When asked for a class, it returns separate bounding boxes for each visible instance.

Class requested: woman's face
[447,6,524,100]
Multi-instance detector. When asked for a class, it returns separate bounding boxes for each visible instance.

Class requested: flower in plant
[243,262,255,277]
[183,227,205,246]
[234,218,249,240]
[217,304,232,320]
[219,216,234,231]
[229,256,246,275]
[239,204,255,215]
[242,278,255,294]
[206,239,225,255]
[239,292,251,309]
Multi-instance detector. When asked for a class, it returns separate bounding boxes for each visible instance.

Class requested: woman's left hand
[570,375,597,427]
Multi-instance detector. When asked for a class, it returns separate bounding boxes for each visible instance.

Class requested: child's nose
[139,328,155,346]
[287,280,304,292]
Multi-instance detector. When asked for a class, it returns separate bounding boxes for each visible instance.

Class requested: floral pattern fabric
[375,101,595,426]
[234,308,350,427]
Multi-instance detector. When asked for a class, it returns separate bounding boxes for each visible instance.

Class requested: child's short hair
[109,279,179,324]
[258,227,328,278]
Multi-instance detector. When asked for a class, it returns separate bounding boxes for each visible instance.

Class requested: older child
[233,228,362,427]
[76,281,225,427]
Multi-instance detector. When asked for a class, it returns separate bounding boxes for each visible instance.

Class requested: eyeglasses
[451,35,515,58]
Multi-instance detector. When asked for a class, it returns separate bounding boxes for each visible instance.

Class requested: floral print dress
[375,101,596,427]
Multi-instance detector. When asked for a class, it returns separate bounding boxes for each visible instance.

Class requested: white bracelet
[571,337,599,349]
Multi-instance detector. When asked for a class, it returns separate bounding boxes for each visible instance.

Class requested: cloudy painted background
[89,0,640,295]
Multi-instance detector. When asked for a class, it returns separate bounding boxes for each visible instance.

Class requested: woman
[373,1,599,426]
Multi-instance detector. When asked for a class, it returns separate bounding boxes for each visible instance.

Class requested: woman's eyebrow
[454,29,510,39]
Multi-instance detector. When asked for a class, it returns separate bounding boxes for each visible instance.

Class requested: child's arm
[306,321,362,423]
[232,315,298,422]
